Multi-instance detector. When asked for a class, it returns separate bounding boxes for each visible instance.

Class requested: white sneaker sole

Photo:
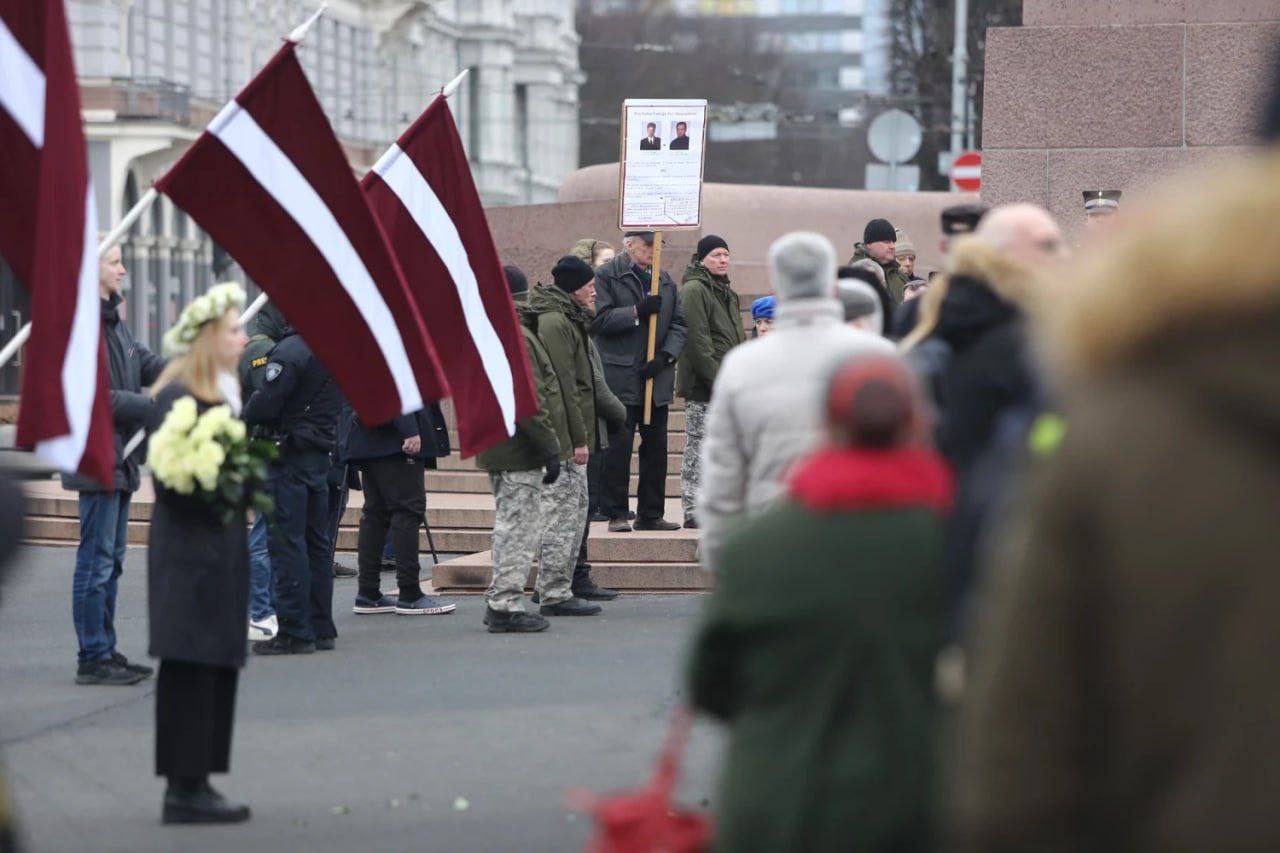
[395,604,457,615]
[352,605,397,615]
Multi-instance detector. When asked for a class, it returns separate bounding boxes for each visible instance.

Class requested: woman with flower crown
[144,283,255,825]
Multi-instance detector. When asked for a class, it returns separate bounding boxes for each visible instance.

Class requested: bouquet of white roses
[148,396,277,525]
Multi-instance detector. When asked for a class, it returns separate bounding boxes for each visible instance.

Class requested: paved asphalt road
[0,546,723,852]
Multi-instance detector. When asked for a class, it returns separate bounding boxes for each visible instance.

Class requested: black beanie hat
[696,234,729,261]
[503,265,528,295]
[863,218,896,245]
[551,255,595,293]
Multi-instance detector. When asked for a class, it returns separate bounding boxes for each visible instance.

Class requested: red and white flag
[363,97,538,457]
[156,42,447,425]
[1,0,115,485]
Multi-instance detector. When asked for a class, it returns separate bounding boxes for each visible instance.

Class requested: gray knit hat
[894,229,916,259]
[836,279,883,331]
[768,231,837,301]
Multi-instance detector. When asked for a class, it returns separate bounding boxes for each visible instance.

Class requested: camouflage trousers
[536,460,588,607]
[680,401,708,524]
[486,469,544,613]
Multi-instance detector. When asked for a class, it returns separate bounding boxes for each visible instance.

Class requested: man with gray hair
[698,232,895,572]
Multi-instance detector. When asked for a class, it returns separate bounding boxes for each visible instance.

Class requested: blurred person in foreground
[843,261,894,336]
[688,355,951,853]
[698,232,894,572]
[836,277,884,334]
[677,235,745,529]
[950,149,1280,852]
[145,285,251,823]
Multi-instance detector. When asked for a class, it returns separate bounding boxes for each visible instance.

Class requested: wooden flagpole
[642,230,663,426]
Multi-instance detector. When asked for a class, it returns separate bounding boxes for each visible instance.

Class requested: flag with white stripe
[1,0,115,485]
[363,97,538,457]
[156,43,447,426]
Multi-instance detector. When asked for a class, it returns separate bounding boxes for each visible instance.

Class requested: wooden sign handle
[642,230,663,426]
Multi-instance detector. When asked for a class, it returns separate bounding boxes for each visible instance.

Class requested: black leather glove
[542,455,561,485]
[639,358,666,380]
[635,295,663,320]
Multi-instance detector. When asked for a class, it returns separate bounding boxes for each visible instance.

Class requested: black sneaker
[485,608,550,633]
[590,511,609,522]
[607,518,632,533]
[682,517,699,529]
[163,782,251,825]
[314,637,335,651]
[251,634,315,656]
[540,597,603,617]
[634,518,681,532]
[76,659,145,686]
[332,561,357,579]
[112,652,155,678]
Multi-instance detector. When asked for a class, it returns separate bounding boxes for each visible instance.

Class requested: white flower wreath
[162,282,246,356]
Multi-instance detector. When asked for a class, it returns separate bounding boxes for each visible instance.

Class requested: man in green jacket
[524,256,608,617]
[676,235,744,528]
[476,267,565,633]
[849,217,911,304]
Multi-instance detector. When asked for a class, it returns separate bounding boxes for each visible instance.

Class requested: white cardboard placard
[618,98,708,231]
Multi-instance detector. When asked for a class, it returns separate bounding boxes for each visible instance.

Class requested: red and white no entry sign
[951,151,982,192]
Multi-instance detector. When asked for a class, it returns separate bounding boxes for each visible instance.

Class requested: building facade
[0,0,583,393]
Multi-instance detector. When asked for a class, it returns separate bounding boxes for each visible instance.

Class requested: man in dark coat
[244,329,343,655]
[64,244,164,686]
[338,402,453,616]
[848,218,911,304]
[237,300,288,641]
[591,231,688,531]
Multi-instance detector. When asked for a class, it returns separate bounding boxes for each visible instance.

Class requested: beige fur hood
[1047,151,1280,379]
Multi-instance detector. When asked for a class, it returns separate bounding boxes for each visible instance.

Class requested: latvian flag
[364,97,538,457]
[1,0,115,485]
[156,42,446,425]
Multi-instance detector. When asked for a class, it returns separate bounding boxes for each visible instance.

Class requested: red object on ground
[156,43,447,427]
[363,97,538,457]
[571,710,713,853]
[3,0,115,485]
[950,150,983,192]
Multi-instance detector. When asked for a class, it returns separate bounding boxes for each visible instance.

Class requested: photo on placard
[668,120,693,151]
[638,120,662,151]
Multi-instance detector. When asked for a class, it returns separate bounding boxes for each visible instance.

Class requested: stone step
[427,469,682,497]
[432,551,709,594]
[437,451,684,475]
[23,490,500,530]
[22,515,493,555]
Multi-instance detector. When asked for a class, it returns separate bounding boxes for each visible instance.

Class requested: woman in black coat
[144,284,251,824]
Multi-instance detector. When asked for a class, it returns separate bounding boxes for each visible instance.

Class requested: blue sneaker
[353,593,398,615]
[395,595,457,615]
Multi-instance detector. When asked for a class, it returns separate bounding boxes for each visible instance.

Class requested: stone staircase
[21,400,706,594]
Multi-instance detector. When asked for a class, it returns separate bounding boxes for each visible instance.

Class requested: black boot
[540,597,603,617]
[485,607,550,633]
[572,563,618,601]
[162,777,251,825]
[251,633,315,656]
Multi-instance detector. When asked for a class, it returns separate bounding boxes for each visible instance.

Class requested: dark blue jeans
[247,513,274,621]
[73,490,131,664]
[267,451,335,643]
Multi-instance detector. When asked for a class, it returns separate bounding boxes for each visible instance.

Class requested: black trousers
[576,452,603,571]
[600,403,668,523]
[267,450,335,642]
[155,660,238,778]
[356,455,425,602]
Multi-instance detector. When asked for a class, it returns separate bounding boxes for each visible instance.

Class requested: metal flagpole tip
[441,69,470,99]
[287,3,328,44]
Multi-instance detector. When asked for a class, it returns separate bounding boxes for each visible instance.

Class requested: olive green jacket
[527,284,597,452]
[850,243,911,304]
[476,296,565,471]
[676,257,746,403]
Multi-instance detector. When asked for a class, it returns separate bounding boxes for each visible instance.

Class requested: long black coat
[146,382,250,668]
[590,252,687,407]
[62,294,166,492]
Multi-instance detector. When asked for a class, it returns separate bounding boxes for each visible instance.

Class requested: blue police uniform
[243,331,343,647]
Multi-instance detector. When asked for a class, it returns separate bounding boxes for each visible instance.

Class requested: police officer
[244,323,343,655]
